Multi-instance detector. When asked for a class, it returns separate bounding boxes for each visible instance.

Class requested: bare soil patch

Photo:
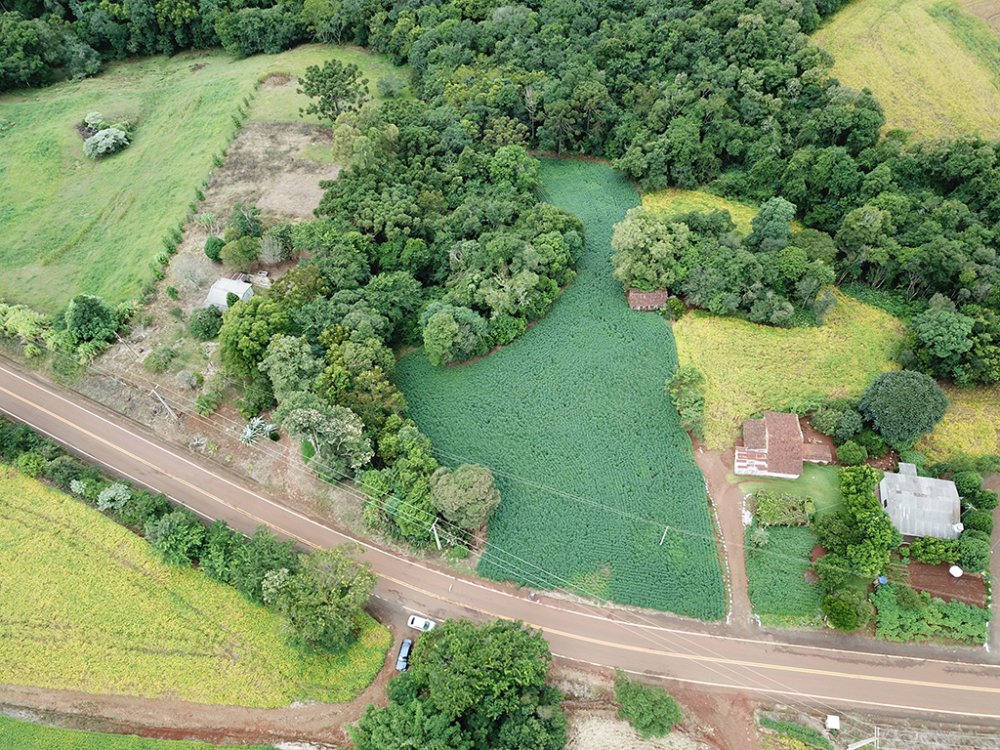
[909,562,987,606]
[963,0,1000,34]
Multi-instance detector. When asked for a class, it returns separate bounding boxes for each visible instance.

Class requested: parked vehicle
[407,614,436,632]
[396,638,413,671]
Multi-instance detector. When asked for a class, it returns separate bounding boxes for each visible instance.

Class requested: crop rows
[396,160,725,619]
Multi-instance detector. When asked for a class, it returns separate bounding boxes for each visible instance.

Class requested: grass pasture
[0,467,389,706]
[0,44,397,313]
[395,160,725,619]
[745,526,823,627]
[0,716,273,750]
[812,0,1000,139]
[641,188,759,233]
[735,464,844,519]
[919,384,1000,461]
[672,291,904,449]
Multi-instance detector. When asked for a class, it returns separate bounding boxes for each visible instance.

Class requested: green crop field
[812,0,1000,139]
[673,291,904,449]
[0,44,399,313]
[0,716,273,750]
[919,384,1000,461]
[395,160,725,619]
[641,188,759,234]
[746,526,823,627]
[0,467,389,706]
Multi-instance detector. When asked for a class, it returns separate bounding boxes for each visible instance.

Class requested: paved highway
[2,360,1000,722]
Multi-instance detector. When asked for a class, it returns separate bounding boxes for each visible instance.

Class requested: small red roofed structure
[627,288,669,311]
[734,411,830,479]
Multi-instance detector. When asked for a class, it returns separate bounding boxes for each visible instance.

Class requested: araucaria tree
[298,59,369,122]
[858,370,948,447]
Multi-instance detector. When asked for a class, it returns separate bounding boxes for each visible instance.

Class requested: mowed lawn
[812,0,1000,139]
[673,291,904,449]
[0,467,390,706]
[0,716,273,750]
[919,384,1000,461]
[0,44,398,313]
[395,160,725,620]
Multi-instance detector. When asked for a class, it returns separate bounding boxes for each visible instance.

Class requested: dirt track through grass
[396,160,724,619]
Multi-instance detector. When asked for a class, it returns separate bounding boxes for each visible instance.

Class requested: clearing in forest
[812,0,1000,139]
[0,44,398,313]
[0,716,273,750]
[395,160,725,620]
[0,467,389,706]
[673,291,904,449]
[641,188,759,234]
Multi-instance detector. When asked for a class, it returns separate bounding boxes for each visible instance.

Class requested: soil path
[986,473,1000,654]
[694,448,754,633]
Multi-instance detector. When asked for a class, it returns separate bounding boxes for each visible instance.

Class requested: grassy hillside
[396,160,725,620]
[0,717,272,750]
[919,384,1000,461]
[812,0,1000,139]
[673,291,904,449]
[0,467,389,706]
[0,45,399,313]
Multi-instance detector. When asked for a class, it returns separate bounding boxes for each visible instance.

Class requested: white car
[407,614,436,632]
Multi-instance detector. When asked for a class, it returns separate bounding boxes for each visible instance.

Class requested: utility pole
[659,526,670,545]
[150,388,178,421]
[431,520,442,551]
[846,726,879,750]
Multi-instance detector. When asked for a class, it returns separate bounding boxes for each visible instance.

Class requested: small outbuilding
[878,463,962,539]
[627,288,669,311]
[203,278,253,311]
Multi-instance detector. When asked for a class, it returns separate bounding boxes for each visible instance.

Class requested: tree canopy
[858,370,948,447]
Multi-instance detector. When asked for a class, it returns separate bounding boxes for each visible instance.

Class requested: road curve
[2,360,1000,721]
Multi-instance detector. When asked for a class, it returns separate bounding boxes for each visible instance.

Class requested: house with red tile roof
[734,411,831,479]
[627,288,669,311]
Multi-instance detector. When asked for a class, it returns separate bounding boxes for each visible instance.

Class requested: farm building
[878,463,962,539]
[204,278,253,311]
[734,411,832,479]
[627,288,669,311]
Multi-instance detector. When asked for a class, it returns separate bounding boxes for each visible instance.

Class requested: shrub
[145,509,206,566]
[259,223,295,264]
[953,471,983,498]
[117,490,171,529]
[836,440,868,466]
[14,451,47,478]
[833,410,863,444]
[220,236,260,270]
[855,429,888,457]
[908,537,959,565]
[83,127,129,159]
[96,481,130,512]
[188,306,223,340]
[957,532,991,572]
[665,364,705,440]
[859,370,948,446]
[376,74,404,99]
[759,718,834,750]
[962,509,994,536]
[614,671,682,738]
[822,587,869,631]
[752,490,813,526]
[810,406,843,436]
[44,455,96,490]
[228,202,263,239]
[204,236,225,262]
[971,489,999,511]
[64,294,118,345]
[228,527,299,603]
[166,286,179,299]
[200,520,246,583]
[143,345,176,373]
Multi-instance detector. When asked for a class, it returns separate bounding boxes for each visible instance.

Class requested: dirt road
[2,360,1000,724]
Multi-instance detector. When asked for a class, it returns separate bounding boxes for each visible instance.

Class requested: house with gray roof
[203,277,253,311]
[878,463,962,539]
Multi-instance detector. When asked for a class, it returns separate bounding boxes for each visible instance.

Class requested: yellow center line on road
[3,378,1000,701]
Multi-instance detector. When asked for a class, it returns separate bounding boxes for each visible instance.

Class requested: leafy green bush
[64,294,118,346]
[228,202,262,239]
[220,236,260,270]
[854,429,888,457]
[953,470,983,497]
[188,306,223,340]
[835,440,867,466]
[144,509,206,566]
[833,409,863,444]
[143,345,176,373]
[615,671,682,738]
[957,532,991,572]
[96,481,130,512]
[908,537,959,565]
[822,587,869,631]
[810,406,843,436]
[204,236,225,262]
[14,451,46,477]
[752,490,813,526]
[962,509,994,535]
[83,127,129,159]
[665,364,705,440]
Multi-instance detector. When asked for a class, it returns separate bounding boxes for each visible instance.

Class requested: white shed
[203,278,253,311]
